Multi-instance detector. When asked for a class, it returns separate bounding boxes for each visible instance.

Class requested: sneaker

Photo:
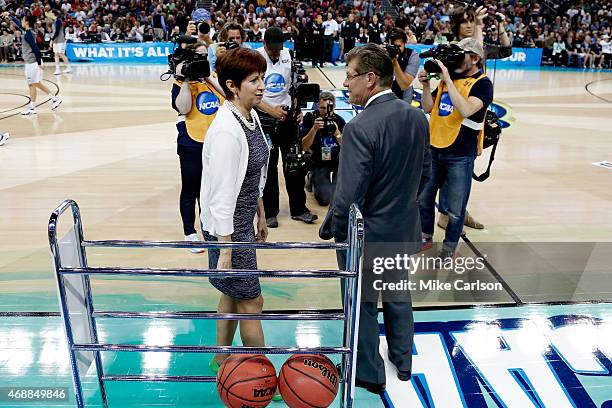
[21,107,37,115]
[51,97,62,110]
[0,132,9,146]
[185,233,205,253]
[63,68,72,74]
[291,211,318,224]
[266,217,278,228]
[53,68,62,75]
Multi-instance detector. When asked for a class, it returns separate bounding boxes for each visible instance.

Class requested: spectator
[0,27,14,62]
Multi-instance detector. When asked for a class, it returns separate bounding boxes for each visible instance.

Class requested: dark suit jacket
[331,92,431,253]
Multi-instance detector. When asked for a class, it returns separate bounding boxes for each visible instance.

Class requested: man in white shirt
[256,27,317,227]
[322,13,338,64]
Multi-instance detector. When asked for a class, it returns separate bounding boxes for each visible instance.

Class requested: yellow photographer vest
[429,74,486,152]
[176,80,225,143]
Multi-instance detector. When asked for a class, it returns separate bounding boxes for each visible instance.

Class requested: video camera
[162,35,210,81]
[419,44,465,74]
[283,53,320,177]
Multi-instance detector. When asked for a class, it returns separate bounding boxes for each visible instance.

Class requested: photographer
[256,27,317,228]
[301,91,345,206]
[387,28,420,103]
[208,22,250,72]
[451,6,512,60]
[171,41,225,251]
[418,38,493,258]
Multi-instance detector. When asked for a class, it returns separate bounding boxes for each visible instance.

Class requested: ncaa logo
[265,73,285,93]
[196,92,220,115]
[438,92,454,117]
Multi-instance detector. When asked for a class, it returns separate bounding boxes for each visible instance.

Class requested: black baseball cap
[264,27,284,50]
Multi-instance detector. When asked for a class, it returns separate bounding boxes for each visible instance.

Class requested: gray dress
[208,112,269,300]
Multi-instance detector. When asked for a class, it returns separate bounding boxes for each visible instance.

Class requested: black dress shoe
[354,378,386,394]
[397,370,411,381]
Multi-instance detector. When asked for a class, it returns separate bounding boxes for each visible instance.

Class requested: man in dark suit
[330,44,431,394]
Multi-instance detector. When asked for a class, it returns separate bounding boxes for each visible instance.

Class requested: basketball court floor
[1,62,612,407]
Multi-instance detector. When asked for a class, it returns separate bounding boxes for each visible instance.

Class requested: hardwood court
[1,64,612,313]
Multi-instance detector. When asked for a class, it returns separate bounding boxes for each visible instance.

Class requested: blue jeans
[418,151,475,252]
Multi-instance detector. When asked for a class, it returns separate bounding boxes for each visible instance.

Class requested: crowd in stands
[1,0,610,68]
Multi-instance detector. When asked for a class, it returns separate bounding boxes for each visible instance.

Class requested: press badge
[264,132,273,149]
[321,146,332,161]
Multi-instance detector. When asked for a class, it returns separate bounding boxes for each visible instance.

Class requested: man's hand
[186,21,196,36]
[418,69,431,87]
[434,59,451,83]
[216,43,227,58]
[270,105,288,121]
[475,6,487,26]
[312,117,325,132]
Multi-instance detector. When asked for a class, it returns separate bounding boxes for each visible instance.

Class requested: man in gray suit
[330,44,431,394]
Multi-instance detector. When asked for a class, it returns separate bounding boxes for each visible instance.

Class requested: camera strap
[472,136,499,182]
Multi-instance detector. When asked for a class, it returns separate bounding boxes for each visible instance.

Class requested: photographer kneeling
[301,91,345,206]
[418,38,493,258]
[386,28,420,103]
[171,41,225,250]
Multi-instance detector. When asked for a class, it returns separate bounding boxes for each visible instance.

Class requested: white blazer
[200,102,270,237]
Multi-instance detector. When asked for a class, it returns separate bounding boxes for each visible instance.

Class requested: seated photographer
[300,91,345,206]
[171,41,225,251]
[386,28,420,103]
[208,22,251,72]
[418,38,493,258]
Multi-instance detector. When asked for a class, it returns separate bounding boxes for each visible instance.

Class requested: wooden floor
[1,64,612,311]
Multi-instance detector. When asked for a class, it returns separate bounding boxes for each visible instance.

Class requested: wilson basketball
[216,354,278,408]
[278,354,339,408]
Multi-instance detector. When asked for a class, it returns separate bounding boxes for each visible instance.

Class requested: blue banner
[66,41,293,63]
[67,41,541,67]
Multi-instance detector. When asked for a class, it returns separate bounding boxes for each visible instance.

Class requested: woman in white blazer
[200,48,271,372]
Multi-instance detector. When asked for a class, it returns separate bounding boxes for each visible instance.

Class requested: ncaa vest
[179,80,224,143]
[257,47,292,108]
[429,73,486,150]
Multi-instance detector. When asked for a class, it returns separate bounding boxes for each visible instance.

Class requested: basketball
[216,354,278,408]
[278,354,339,408]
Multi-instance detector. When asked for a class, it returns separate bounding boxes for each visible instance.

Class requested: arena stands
[0,0,610,68]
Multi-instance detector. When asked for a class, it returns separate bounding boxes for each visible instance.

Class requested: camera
[384,44,400,60]
[283,53,320,177]
[163,35,210,81]
[321,103,336,135]
[419,44,465,74]
[221,40,240,51]
[167,48,210,80]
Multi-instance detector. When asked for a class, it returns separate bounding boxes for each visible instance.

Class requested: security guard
[256,27,317,228]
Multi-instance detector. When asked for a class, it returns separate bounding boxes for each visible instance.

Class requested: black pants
[312,39,324,66]
[344,39,355,58]
[323,35,334,62]
[177,143,203,235]
[312,165,336,206]
[262,117,308,218]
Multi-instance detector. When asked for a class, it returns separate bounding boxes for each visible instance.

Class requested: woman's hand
[256,218,268,242]
[217,249,232,270]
